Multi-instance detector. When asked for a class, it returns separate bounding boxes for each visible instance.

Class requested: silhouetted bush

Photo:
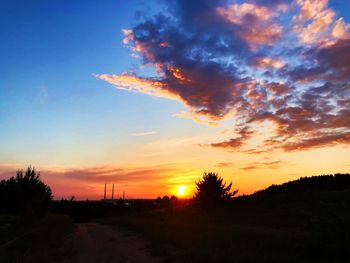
[155,195,179,208]
[0,166,52,219]
[193,172,238,204]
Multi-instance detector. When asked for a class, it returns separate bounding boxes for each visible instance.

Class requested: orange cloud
[217,2,283,48]
[332,18,350,39]
[95,73,179,100]
[294,0,329,21]
[210,127,254,149]
[293,0,350,46]
[281,132,350,151]
[251,57,286,69]
[240,160,288,171]
[216,162,234,167]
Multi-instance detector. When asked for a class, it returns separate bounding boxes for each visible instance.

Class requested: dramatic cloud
[211,126,254,148]
[293,0,336,45]
[216,2,285,48]
[97,0,350,152]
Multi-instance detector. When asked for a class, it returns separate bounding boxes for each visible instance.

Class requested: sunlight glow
[177,185,186,196]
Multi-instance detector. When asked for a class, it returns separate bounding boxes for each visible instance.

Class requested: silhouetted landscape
[1,168,349,262]
[2,0,350,262]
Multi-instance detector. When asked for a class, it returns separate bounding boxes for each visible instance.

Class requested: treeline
[255,173,350,195]
[0,167,52,220]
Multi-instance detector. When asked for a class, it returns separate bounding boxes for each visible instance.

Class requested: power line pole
[104,184,107,200]
[112,184,114,200]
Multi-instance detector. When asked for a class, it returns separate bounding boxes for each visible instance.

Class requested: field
[100,190,350,263]
[0,213,75,263]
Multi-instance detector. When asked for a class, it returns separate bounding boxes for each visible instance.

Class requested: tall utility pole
[123,191,125,201]
[112,184,114,200]
[104,184,107,200]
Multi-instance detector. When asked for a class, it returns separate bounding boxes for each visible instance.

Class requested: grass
[0,213,76,263]
[99,189,350,263]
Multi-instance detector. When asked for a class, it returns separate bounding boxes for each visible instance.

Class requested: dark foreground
[0,215,161,263]
[99,189,350,263]
[1,177,350,262]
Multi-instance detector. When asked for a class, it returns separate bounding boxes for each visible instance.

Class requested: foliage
[255,173,350,195]
[193,172,237,203]
[102,182,350,263]
[0,166,52,218]
[155,195,179,207]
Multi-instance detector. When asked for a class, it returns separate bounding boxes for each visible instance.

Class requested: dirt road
[59,223,163,263]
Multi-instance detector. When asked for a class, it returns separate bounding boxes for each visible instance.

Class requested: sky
[1,0,350,200]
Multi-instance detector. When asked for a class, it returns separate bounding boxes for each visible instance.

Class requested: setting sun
[177,185,186,196]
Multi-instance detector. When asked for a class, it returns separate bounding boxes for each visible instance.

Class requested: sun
[177,185,186,196]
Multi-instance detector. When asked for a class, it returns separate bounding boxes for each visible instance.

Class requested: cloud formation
[97,0,350,152]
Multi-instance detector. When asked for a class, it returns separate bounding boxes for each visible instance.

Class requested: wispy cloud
[216,162,234,168]
[129,131,157,137]
[240,161,288,171]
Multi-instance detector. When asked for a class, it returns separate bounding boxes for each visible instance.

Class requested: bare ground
[56,223,163,263]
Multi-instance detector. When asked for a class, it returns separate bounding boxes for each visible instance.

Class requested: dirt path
[59,223,163,263]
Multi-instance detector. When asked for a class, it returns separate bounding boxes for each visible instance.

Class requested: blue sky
[0,0,194,166]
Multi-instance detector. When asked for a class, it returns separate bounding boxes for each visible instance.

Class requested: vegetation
[0,213,75,262]
[155,195,179,208]
[1,170,350,262]
[100,173,350,263]
[193,172,238,203]
[0,167,52,220]
[255,173,350,195]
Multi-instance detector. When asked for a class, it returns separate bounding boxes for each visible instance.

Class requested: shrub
[0,166,52,219]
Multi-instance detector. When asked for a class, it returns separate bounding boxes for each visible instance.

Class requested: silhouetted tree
[194,172,237,204]
[170,195,179,206]
[0,166,52,220]
[155,195,178,207]
[156,196,162,204]
[162,195,170,203]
